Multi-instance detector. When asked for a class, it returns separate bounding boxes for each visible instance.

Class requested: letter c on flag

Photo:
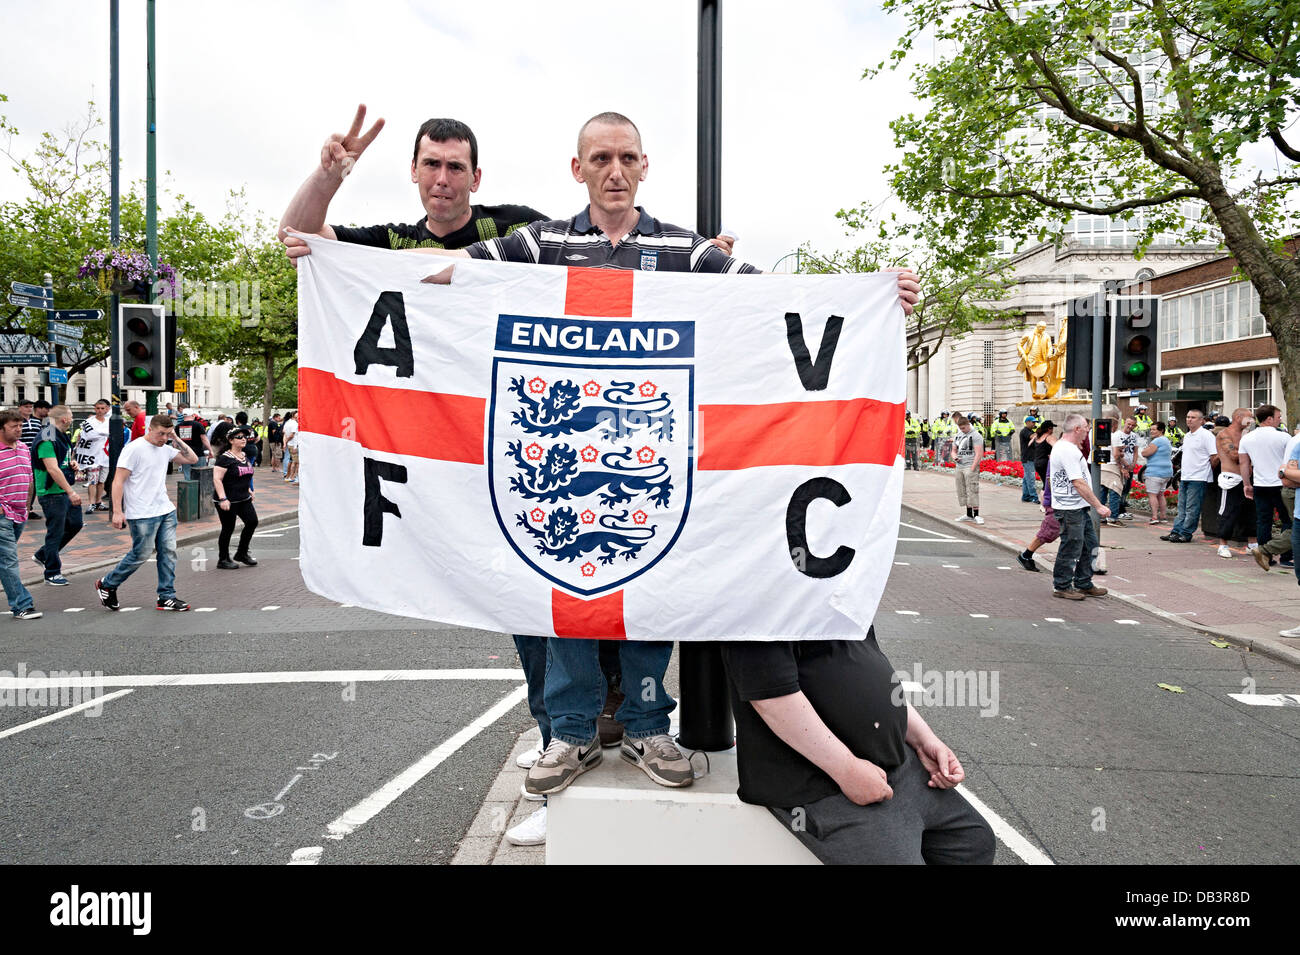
[785,477,855,578]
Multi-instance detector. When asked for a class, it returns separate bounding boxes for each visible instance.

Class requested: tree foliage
[872,0,1300,401]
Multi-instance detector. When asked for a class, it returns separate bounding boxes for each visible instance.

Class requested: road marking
[895,610,920,616]
[253,532,284,538]
[325,683,529,841]
[288,846,322,865]
[275,774,304,801]
[899,681,923,693]
[261,606,281,611]
[1045,617,1065,622]
[0,668,527,690]
[0,689,134,740]
[942,564,960,569]
[899,522,963,541]
[957,784,1054,865]
[120,607,140,612]
[195,607,216,612]
[897,537,967,543]
[970,613,989,619]
[1115,620,1139,625]
[63,608,83,613]
[1228,693,1300,707]
[997,566,1011,570]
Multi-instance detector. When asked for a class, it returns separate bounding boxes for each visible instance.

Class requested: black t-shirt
[268,420,284,443]
[1033,436,1053,477]
[213,452,254,502]
[1019,426,1036,460]
[332,204,547,251]
[176,418,207,455]
[720,629,908,809]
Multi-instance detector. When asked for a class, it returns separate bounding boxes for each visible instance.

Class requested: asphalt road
[1,511,1296,865]
[879,510,1300,865]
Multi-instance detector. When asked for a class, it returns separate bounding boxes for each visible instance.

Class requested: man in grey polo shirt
[416,111,921,803]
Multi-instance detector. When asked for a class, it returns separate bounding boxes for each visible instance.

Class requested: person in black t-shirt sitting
[211,427,259,570]
[721,631,994,865]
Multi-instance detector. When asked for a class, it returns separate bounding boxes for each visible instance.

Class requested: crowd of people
[920,400,1300,633]
[0,398,300,623]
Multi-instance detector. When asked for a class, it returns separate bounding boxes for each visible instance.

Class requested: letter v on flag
[296,237,905,641]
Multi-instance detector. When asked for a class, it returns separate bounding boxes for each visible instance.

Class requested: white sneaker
[954,515,971,523]
[972,516,985,525]
[1218,544,1232,559]
[515,746,543,769]
[520,783,544,802]
[504,806,546,846]
[1247,542,1259,551]
[1279,625,1300,638]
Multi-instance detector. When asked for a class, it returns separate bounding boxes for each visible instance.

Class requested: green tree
[873,0,1299,399]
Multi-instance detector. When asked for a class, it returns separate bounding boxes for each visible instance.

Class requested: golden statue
[1016,320,1069,400]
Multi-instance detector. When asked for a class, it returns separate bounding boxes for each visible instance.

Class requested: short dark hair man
[32,404,83,586]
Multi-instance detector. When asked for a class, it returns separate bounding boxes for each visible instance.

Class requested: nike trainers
[524,735,601,795]
[94,578,119,611]
[620,733,694,788]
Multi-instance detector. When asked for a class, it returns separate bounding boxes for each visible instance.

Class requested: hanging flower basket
[78,249,178,299]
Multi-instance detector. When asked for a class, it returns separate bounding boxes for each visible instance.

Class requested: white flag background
[297,237,904,641]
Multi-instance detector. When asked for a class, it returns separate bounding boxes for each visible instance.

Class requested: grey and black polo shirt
[465,206,759,274]
[332,204,546,251]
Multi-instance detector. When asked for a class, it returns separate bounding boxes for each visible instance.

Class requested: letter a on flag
[296,237,905,640]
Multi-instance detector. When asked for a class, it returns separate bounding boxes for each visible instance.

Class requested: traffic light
[1111,297,1159,391]
[116,304,172,391]
[1093,418,1113,464]
[1064,293,1110,391]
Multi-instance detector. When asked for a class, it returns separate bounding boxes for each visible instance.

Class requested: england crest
[488,315,695,597]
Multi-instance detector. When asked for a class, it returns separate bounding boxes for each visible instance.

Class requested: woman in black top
[212,427,259,570]
[1031,420,1056,484]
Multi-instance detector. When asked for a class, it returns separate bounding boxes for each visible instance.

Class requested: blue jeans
[35,492,83,577]
[102,511,178,599]
[0,519,34,613]
[1053,507,1098,592]
[513,635,552,749]
[1172,479,1207,538]
[181,454,207,481]
[1293,514,1300,586]
[544,638,674,745]
[1021,469,1039,502]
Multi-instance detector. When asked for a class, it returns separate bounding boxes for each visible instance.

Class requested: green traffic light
[1127,361,1149,378]
[127,367,153,382]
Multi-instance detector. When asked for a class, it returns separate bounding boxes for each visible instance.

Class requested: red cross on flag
[296,238,905,640]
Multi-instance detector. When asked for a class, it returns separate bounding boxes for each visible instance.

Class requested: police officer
[904,411,922,470]
[1166,415,1185,446]
[1023,405,1041,430]
[990,408,1016,461]
[936,410,954,463]
[1134,404,1153,436]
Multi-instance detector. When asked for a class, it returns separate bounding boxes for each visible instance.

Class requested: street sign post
[0,353,56,365]
[46,321,86,339]
[47,368,69,385]
[173,378,187,393]
[49,309,104,322]
[48,334,82,348]
[10,282,51,301]
[8,293,51,310]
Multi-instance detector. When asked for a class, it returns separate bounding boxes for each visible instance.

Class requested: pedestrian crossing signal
[117,304,172,391]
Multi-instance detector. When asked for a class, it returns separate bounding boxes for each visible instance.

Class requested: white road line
[997,566,1011,570]
[0,689,134,740]
[899,681,923,693]
[1228,693,1300,707]
[897,537,967,543]
[253,532,284,538]
[261,606,281,611]
[195,607,216,612]
[0,668,527,690]
[1115,620,1139,625]
[275,774,304,801]
[1045,617,1065,623]
[942,564,960,569]
[899,522,962,541]
[325,683,529,841]
[893,562,910,566]
[970,613,989,619]
[120,607,140,612]
[63,608,83,613]
[895,610,920,616]
[288,846,322,865]
[957,784,1054,865]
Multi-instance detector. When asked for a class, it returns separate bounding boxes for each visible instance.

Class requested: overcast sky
[0,0,921,272]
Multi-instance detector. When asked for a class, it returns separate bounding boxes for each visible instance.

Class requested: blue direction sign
[46,321,84,340]
[11,282,51,301]
[49,309,103,322]
[47,368,69,385]
[8,293,51,310]
[48,334,81,348]
[0,353,56,365]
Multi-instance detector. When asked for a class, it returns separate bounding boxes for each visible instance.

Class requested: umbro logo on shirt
[564,254,588,261]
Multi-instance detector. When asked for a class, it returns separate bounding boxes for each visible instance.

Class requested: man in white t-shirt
[282,412,300,485]
[1164,409,1218,543]
[1048,413,1112,600]
[74,400,113,515]
[94,414,198,612]
[951,413,985,525]
[1243,404,1294,570]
